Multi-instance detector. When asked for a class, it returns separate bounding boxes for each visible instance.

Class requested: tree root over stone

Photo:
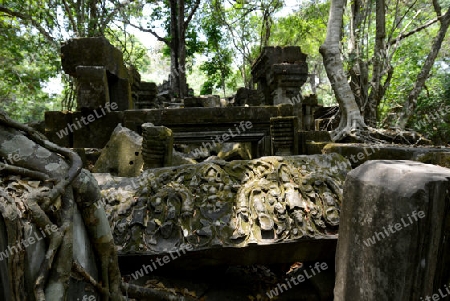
[330,110,368,142]
[0,111,197,301]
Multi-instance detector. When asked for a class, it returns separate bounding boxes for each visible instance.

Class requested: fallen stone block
[93,153,351,269]
[335,160,450,301]
[93,124,144,177]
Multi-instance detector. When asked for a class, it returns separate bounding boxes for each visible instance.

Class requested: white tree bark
[320,0,367,141]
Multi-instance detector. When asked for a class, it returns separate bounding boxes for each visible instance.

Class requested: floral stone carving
[99,153,350,254]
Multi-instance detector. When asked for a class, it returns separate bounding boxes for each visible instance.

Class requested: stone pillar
[302,94,318,131]
[270,116,299,156]
[141,123,173,169]
[136,82,158,109]
[128,65,141,110]
[108,77,132,111]
[75,66,109,110]
[335,160,450,301]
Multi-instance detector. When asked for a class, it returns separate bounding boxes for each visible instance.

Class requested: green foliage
[198,1,233,95]
[270,1,332,104]
[1,0,153,118]
[406,73,450,145]
[0,19,60,122]
[378,16,450,144]
[200,49,232,96]
[380,20,441,125]
[105,28,151,72]
[270,1,329,56]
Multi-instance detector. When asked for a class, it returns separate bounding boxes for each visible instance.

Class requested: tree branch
[125,21,169,45]
[0,5,59,50]
[101,0,135,34]
[61,0,79,37]
[389,17,440,45]
[184,0,201,28]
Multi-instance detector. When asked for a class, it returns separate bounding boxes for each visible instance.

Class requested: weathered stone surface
[128,65,141,109]
[322,143,450,168]
[171,150,198,166]
[93,124,143,177]
[44,111,72,148]
[234,87,261,106]
[45,105,296,154]
[75,66,110,109]
[45,111,124,149]
[72,111,124,149]
[270,116,299,155]
[251,46,308,106]
[108,77,132,111]
[136,82,157,109]
[414,151,450,168]
[299,130,331,155]
[94,154,350,267]
[335,160,450,301]
[61,37,132,111]
[141,123,173,169]
[61,37,128,79]
[217,143,252,161]
[302,94,319,130]
[184,95,221,107]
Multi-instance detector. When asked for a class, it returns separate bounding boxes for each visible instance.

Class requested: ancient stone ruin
[1,36,450,301]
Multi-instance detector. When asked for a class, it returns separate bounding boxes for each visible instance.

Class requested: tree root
[330,111,368,142]
[0,163,52,181]
[121,282,199,301]
[0,111,198,301]
[72,261,111,298]
[0,190,25,301]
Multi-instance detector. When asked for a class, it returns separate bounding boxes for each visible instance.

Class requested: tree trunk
[177,0,187,98]
[366,0,387,127]
[398,6,450,129]
[347,0,369,124]
[320,0,367,141]
[169,0,181,98]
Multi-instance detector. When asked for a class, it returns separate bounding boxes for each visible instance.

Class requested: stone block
[72,110,124,149]
[75,66,110,109]
[270,116,299,155]
[136,82,158,109]
[61,37,128,79]
[108,77,131,111]
[141,123,173,169]
[414,151,450,168]
[322,143,450,168]
[94,153,350,266]
[335,161,450,301]
[93,124,143,177]
[234,87,261,106]
[44,111,73,148]
[184,96,221,107]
